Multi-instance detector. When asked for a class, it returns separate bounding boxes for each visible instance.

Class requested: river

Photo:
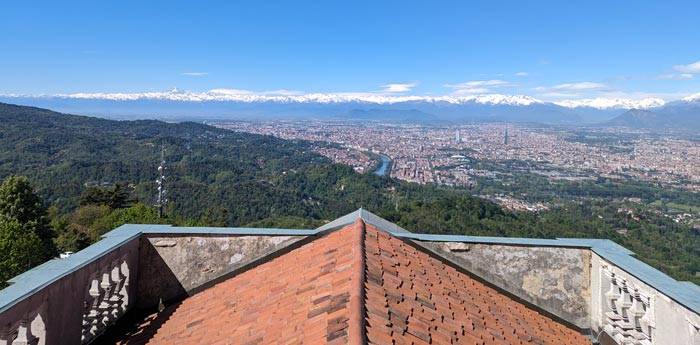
[373,154,392,176]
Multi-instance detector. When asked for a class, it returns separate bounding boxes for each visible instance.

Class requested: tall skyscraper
[455,129,461,143]
[504,128,509,145]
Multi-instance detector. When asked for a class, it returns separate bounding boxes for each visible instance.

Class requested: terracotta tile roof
[117,220,365,345]
[364,225,591,345]
[107,219,591,345]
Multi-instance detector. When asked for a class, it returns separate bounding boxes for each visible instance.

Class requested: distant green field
[651,200,700,213]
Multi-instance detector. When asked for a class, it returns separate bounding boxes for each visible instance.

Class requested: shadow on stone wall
[134,238,187,309]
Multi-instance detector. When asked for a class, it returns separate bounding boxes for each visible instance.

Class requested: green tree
[64,204,113,244]
[0,176,56,261]
[55,202,164,252]
[95,203,163,233]
[79,183,134,209]
[200,207,230,227]
[0,216,44,288]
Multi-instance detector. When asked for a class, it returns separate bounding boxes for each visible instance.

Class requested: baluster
[605,277,622,335]
[80,307,88,343]
[605,275,620,312]
[109,265,123,319]
[29,312,46,345]
[612,331,626,344]
[87,278,102,337]
[98,272,113,326]
[627,291,647,342]
[11,319,31,345]
[599,266,658,345]
[0,326,11,345]
[639,297,654,343]
[618,282,634,324]
[119,260,130,312]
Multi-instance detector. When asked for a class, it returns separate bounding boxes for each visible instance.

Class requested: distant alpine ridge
[1,90,698,129]
[606,97,700,130]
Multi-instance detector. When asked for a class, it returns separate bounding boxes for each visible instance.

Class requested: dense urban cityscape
[218,121,699,187]
[216,121,700,215]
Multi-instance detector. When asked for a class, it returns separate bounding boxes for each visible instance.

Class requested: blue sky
[1,0,699,103]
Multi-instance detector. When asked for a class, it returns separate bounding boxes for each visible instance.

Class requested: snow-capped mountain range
[7,89,547,106]
[552,97,666,110]
[0,89,697,128]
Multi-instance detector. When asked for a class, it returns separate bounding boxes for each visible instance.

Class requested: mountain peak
[607,109,659,128]
[682,92,700,102]
[554,97,665,110]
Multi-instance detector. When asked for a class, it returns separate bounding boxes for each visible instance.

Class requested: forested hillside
[0,102,330,218]
[0,102,698,285]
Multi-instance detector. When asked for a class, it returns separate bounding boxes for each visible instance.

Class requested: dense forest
[0,102,698,287]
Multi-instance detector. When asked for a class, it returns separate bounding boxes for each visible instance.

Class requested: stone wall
[135,234,305,309]
[417,241,591,328]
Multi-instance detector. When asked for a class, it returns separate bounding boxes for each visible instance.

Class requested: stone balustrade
[591,252,700,345]
[0,224,313,345]
[0,306,46,345]
[80,259,130,344]
[0,228,140,345]
[600,264,654,345]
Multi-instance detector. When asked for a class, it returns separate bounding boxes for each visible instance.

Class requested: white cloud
[380,83,417,93]
[674,60,700,74]
[533,81,610,99]
[444,80,513,95]
[446,80,511,88]
[209,88,254,95]
[515,72,528,77]
[546,82,607,91]
[181,72,208,76]
[261,89,303,96]
[657,73,693,80]
[537,92,580,99]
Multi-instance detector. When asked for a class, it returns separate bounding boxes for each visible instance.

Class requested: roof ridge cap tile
[348,218,367,345]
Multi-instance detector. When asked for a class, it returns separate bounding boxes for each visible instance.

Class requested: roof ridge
[348,218,367,345]
[315,208,411,234]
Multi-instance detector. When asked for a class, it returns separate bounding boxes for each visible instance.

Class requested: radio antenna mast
[155,145,167,218]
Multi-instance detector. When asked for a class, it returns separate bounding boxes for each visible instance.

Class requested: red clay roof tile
[363,224,591,345]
